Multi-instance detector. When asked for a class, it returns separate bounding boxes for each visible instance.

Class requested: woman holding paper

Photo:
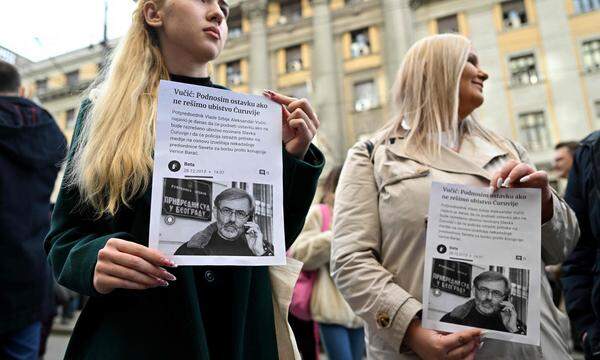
[45,1,324,359]
[331,34,579,359]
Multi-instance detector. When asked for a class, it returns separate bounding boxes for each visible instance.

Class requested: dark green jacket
[45,97,324,359]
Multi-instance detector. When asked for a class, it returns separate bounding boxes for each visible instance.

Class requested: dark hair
[214,187,255,216]
[554,141,579,155]
[0,61,21,93]
[319,165,343,203]
[473,271,510,297]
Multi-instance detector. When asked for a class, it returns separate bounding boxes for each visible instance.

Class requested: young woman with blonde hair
[45,1,324,358]
[331,34,579,359]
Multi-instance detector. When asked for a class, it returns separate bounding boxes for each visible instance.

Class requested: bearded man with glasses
[440,271,526,334]
[175,188,271,256]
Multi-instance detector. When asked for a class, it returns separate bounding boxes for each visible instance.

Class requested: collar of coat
[384,126,509,182]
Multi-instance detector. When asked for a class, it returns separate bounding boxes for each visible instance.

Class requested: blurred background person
[331,34,579,359]
[561,130,600,360]
[0,60,66,360]
[554,141,580,196]
[289,166,365,360]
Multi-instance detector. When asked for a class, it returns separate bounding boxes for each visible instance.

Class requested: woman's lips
[204,27,221,40]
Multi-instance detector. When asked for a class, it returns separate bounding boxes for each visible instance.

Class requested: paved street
[44,333,69,360]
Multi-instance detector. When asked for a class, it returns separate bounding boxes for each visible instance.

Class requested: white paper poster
[149,80,285,266]
[422,182,541,346]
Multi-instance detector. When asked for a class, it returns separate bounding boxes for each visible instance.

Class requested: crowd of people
[1,0,598,359]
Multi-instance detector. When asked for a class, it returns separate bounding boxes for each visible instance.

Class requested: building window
[35,78,48,92]
[437,14,459,34]
[226,60,243,86]
[354,80,379,112]
[278,0,302,25]
[66,108,76,129]
[285,45,303,73]
[573,0,600,14]
[582,39,600,73]
[65,70,79,88]
[228,7,243,39]
[285,83,309,99]
[350,28,371,58]
[518,111,552,152]
[509,53,539,86]
[502,0,528,29]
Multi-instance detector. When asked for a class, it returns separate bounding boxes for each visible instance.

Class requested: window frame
[508,52,540,87]
[517,110,553,152]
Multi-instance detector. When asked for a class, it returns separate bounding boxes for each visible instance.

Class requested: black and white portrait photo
[427,258,529,335]
[157,178,274,257]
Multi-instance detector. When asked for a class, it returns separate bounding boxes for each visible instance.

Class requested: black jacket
[0,96,67,334]
[561,130,600,359]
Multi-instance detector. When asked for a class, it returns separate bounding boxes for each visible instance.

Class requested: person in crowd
[440,271,526,334]
[0,60,67,359]
[44,1,324,359]
[561,130,600,360]
[289,166,365,360]
[175,188,269,256]
[331,34,579,360]
[554,141,579,180]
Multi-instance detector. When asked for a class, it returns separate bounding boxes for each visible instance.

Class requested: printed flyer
[422,182,541,346]
[148,80,284,266]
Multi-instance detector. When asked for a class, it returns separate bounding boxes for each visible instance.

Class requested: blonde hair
[385,34,513,156]
[67,0,169,216]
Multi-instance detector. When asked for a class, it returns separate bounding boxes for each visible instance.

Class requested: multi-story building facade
[0,45,31,68]
[17,0,600,169]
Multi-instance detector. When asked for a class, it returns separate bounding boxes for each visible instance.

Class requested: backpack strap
[365,140,374,161]
[319,204,331,232]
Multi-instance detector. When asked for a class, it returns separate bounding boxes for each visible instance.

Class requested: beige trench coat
[331,129,580,360]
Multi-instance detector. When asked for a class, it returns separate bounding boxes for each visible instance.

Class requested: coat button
[376,311,391,328]
[204,270,215,282]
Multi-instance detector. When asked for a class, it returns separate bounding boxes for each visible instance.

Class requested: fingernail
[158,279,169,287]
[262,89,274,98]
[162,258,177,267]
[489,186,495,193]
[502,177,511,187]
[520,175,531,183]
[478,341,485,349]
[496,178,503,189]
[480,330,489,338]
[163,271,177,281]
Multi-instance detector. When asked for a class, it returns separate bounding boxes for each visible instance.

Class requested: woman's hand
[263,90,320,160]
[405,319,481,360]
[93,238,177,294]
[490,160,554,223]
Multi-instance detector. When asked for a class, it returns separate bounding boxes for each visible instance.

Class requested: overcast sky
[0,0,137,62]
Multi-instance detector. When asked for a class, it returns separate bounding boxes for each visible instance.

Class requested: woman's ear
[143,1,163,29]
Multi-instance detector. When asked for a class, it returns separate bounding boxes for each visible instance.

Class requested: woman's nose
[208,5,225,25]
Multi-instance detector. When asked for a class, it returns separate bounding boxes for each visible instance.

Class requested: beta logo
[436,244,447,254]
[168,160,181,172]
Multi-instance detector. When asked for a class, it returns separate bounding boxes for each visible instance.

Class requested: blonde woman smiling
[45,1,324,359]
[331,34,579,360]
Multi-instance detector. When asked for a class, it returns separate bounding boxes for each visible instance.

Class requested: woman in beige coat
[331,34,579,360]
[290,167,365,360]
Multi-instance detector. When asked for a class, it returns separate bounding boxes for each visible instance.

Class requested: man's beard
[475,300,498,315]
[219,222,241,239]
